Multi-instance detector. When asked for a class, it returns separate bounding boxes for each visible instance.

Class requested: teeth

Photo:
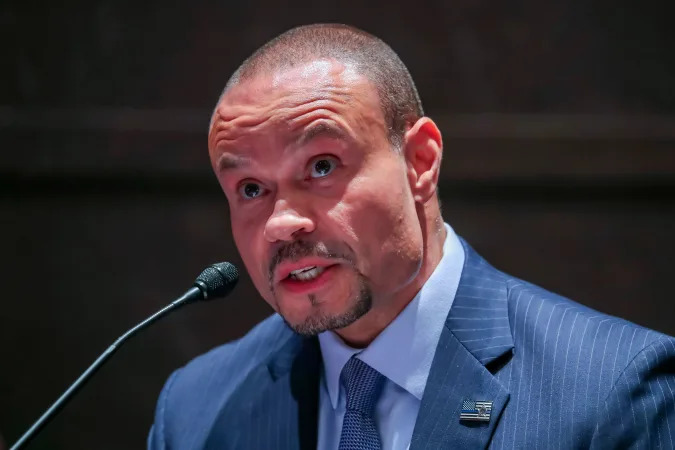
[289,266,325,281]
[290,266,316,275]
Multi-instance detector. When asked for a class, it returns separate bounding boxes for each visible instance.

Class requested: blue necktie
[338,356,385,450]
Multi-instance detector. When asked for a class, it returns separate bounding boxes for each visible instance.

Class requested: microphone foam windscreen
[195,262,239,299]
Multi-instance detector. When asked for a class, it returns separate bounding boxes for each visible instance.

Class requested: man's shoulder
[506,276,670,348]
[167,313,293,398]
[150,314,296,447]
[456,239,672,372]
[184,313,292,373]
[475,266,675,448]
[497,271,674,389]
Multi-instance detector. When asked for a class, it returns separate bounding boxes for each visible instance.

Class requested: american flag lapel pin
[459,399,493,422]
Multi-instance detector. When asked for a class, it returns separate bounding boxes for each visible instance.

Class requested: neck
[335,203,446,348]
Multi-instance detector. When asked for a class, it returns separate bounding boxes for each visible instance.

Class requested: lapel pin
[459,399,493,422]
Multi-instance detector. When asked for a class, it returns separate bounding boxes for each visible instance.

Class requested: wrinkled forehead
[211,59,378,128]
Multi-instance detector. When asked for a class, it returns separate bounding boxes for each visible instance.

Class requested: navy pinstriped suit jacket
[148,239,675,449]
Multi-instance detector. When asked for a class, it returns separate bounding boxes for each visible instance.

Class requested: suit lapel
[286,337,321,450]
[411,238,514,449]
[204,335,321,450]
[205,239,512,449]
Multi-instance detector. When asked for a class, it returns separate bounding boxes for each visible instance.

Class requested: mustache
[268,239,354,284]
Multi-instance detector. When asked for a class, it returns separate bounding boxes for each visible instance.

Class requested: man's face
[208,59,425,336]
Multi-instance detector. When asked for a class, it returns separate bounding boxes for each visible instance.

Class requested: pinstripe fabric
[410,239,675,449]
[148,238,675,449]
[147,315,320,450]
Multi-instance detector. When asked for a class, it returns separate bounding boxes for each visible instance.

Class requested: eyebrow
[216,123,348,173]
[217,153,251,172]
[295,122,349,147]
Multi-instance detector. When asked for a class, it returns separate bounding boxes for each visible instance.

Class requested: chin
[279,285,373,337]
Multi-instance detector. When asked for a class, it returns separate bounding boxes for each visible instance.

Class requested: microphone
[10,262,239,450]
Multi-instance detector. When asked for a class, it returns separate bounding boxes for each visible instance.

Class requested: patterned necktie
[338,356,386,450]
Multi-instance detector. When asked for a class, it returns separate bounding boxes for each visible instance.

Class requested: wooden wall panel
[1,187,673,449]
[1,1,673,448]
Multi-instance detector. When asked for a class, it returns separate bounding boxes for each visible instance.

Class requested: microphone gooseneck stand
[10,262,238,450]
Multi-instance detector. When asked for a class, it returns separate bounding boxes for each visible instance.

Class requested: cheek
[328,160,423,287]
[231,216,273,297]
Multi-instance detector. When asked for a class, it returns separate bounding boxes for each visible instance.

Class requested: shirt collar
[318,223,465,409]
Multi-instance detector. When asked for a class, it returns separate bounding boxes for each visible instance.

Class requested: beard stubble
[268,239,373,336]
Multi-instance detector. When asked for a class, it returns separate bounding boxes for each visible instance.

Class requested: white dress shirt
[317,223,465,450]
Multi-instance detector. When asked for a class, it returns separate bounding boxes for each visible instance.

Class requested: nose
[264,199,315,243]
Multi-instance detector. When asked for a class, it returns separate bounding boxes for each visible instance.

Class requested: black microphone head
[194,262,239,300]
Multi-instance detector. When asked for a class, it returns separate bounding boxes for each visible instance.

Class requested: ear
[403,117,443,203]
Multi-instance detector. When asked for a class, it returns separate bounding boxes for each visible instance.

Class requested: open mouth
[278,263,338,295]
[287,265,326,281]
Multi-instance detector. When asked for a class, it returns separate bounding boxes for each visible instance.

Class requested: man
[148,24,675,449]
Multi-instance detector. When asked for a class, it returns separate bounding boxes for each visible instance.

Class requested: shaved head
[208,24,446,347]
[217,23,424,149]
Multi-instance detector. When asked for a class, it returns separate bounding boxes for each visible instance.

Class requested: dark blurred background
[1,2,674,449]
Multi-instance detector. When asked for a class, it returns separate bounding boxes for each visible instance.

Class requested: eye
[309,156,338,178]
[238,182,264,199]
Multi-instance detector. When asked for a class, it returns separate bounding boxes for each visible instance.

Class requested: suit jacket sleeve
[147,369,181,450]
[591,337,675,449]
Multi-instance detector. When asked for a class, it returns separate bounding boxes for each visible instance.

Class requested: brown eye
[239,182,262,199]
[310,157,337,178]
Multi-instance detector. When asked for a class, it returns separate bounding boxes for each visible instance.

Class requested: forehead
[210,59,383,135]
[230,59,363,100]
